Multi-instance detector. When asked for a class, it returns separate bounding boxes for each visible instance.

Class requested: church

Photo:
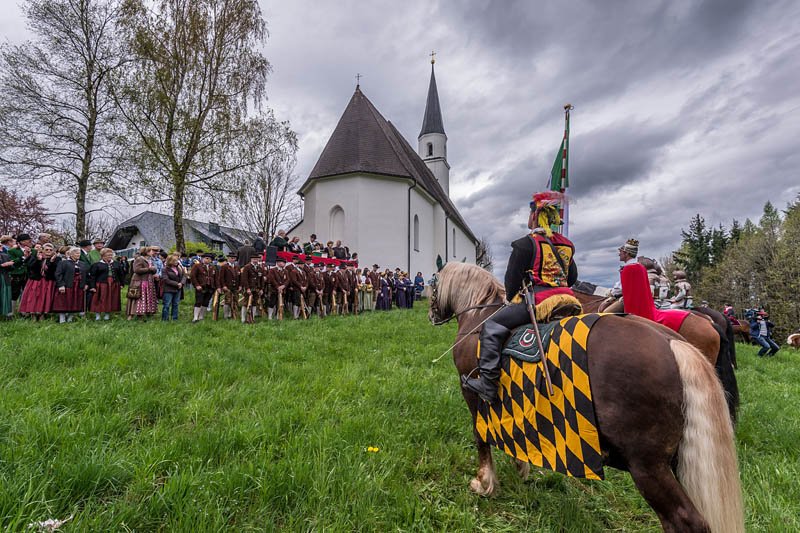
[290,60,478,276]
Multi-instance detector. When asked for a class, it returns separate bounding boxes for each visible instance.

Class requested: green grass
[0,303,798,531]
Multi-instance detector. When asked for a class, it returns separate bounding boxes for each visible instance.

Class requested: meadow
[0,303,798,531]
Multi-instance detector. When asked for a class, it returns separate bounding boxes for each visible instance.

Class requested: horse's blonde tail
[670,339,744,533]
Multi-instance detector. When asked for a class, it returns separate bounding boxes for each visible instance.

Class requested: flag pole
[561,104,573,237]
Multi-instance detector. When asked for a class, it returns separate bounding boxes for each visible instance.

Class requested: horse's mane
[438,262,505,316]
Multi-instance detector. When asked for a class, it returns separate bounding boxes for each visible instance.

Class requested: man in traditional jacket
[78,240,93,267]
[322,264,337,315]
[239,254,262,323]
[266,257,288,319]
[346,263,359,314]
[190,253,217,322]
[217,252,240,319]
[308,262,326,317]
[462,191,580,403]
[286,256,307,319]
[369,264,381,310]
[335,265,351,315]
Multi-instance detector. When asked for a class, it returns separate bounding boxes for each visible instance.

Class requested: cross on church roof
[429,50,436,64]
[355,73,362,88]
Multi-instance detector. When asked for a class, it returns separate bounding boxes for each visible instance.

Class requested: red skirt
[90,280,121,313]
[52,276,85,313]
[19,279,56,314]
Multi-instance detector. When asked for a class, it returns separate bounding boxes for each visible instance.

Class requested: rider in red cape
[461,191,581,402]
[617,238,689,332]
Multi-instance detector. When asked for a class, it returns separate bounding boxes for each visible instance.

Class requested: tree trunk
[77,100,98,241]
[76,174,88,240]
[173,175,186,253]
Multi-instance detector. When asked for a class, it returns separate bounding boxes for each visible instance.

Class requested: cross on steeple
[429,50,436,64]
[355,73,362,88]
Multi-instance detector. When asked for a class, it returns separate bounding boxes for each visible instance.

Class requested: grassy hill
[1,304,798,531]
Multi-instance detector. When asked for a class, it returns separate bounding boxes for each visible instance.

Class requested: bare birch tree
[224,113,300,237]
[112,0,272,253]
[476,236,494,272]
[0,0,121,239]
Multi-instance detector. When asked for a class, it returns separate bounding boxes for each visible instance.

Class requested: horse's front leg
[470,425,498,496]
[462,388,498,496]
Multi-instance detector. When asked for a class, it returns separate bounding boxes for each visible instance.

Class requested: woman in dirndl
[0,238,14,319]
[19,243,60,320]
[88,248,124,321]
[52,247,88,323]
[126,246,158,320]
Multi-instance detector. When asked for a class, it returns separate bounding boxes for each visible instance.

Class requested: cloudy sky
[3,0,799,285]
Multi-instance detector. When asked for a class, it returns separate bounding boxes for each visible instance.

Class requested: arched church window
[330,205,345,241]
[452,228,456,257]
[427,142,433,157]
[413,215,420,251]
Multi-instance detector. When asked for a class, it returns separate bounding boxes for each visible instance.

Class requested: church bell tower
[418,53,450,196]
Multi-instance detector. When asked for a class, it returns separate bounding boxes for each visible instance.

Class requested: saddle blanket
[475,313,605,480]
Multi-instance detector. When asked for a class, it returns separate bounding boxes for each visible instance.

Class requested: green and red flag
[548,105,572,235]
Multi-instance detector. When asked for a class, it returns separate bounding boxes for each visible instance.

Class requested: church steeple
[418,53,450,195]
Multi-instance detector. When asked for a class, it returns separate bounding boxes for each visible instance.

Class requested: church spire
[418,58,445,138]
[418,53,450,196]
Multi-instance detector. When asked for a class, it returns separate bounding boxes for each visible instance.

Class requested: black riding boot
[461,321,510,402]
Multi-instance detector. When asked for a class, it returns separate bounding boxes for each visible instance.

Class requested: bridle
[429,272,505,326]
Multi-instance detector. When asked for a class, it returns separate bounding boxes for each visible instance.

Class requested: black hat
[78,239,92,247]
[216,255,225,262]
[226,251,237,258]
[276,257,286,263]
[291,255,301,262]
[92,237,105,244]
[16,233,32,242]
[305,255,314,262]
[250,254,260,261]
[372,264,379,269]
[202,253,215,259]
[313,262,322,268]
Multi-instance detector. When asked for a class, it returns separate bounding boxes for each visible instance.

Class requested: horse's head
[429,262,505,326]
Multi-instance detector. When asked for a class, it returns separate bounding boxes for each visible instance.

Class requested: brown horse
[574,292,720,365]
[430,263,743,532]
[573,291,740,422]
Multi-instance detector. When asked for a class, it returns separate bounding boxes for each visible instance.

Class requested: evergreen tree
[709,224,729,265]
[729,219,742,243]
[674,214,711,284]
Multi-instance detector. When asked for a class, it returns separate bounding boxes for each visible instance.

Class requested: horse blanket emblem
[475,313,605,480]
[502,321,558,362]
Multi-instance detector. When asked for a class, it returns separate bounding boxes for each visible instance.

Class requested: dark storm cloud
[3,0,799,287]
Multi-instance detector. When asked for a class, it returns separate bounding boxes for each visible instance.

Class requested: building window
[452,228,456,257]
[427,142,433,157]
[413,215,420,251]
[329,205,345,241]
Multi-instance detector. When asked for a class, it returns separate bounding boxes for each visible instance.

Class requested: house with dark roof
[107,210,256,254]
[292,60,478,275]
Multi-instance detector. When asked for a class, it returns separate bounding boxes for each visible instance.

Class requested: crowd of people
[0,231,427,323]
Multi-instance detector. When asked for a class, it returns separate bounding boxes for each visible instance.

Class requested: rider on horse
[461,191,581,402]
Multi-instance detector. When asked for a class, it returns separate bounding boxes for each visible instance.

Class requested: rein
[431,302,505,326]
[430,303,506,364]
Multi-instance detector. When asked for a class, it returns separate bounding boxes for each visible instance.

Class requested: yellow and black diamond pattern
[475,313,605,480]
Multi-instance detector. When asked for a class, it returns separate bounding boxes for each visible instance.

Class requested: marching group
[0,231,426,323]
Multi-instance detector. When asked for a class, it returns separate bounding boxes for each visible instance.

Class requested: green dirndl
[0,275,12,316]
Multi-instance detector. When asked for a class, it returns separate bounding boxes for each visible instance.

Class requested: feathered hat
[530,191,566,237]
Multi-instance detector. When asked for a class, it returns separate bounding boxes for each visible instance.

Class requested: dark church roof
[300,87,475,243]
[418,64,445,137]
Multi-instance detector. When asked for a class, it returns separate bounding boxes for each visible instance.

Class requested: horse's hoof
[469,476,495,497]
[515,460,531,481]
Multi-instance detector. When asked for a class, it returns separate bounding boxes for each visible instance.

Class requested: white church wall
[409,188,436,278]
[451,224,477,264]
[299,174,409,270]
